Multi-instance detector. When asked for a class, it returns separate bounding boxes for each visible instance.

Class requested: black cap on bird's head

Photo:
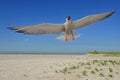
[66,16,71,20]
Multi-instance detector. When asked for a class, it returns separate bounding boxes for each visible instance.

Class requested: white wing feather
[9,23,65,34]
[72,10,115,30]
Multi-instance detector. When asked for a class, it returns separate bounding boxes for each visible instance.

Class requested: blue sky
[0,0,120,54]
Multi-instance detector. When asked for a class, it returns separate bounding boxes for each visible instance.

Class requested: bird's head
[66,16,71,21]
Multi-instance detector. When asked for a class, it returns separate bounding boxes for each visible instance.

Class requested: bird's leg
[65,34,68,42]
[72,33,75,40]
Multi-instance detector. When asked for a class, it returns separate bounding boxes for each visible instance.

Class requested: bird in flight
[8,10,115,42]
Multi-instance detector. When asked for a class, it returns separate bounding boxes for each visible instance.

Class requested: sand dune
[0,54,119,80]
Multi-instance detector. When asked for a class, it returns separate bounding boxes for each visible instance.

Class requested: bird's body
[8,10,115,42]
[64,17,74,41]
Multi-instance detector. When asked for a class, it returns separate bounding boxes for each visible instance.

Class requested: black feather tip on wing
[7,27,18,30]
[16,30,25,33]
[105,10,116,18]
[8,27,26,34]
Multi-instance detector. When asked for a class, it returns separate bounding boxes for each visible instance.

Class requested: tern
[8,10,115,42]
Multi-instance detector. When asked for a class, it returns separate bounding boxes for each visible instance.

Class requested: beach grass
[89,51,120,56]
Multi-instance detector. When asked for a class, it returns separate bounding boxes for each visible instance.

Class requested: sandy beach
[0,54,119,80]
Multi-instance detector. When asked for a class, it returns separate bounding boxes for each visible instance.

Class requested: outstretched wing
[72,10,115,30]
[8,23,65,34]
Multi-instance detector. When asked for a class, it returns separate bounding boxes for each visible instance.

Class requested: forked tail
[56,34,80,41]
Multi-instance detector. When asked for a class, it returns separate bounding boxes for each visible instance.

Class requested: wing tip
[7,27,19,30]
[16,30,25,33]
[107,10,116,16]
[103,10,116,19]
[7,27,26,34]
[110,10,116,14]
[7,27,14,30]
